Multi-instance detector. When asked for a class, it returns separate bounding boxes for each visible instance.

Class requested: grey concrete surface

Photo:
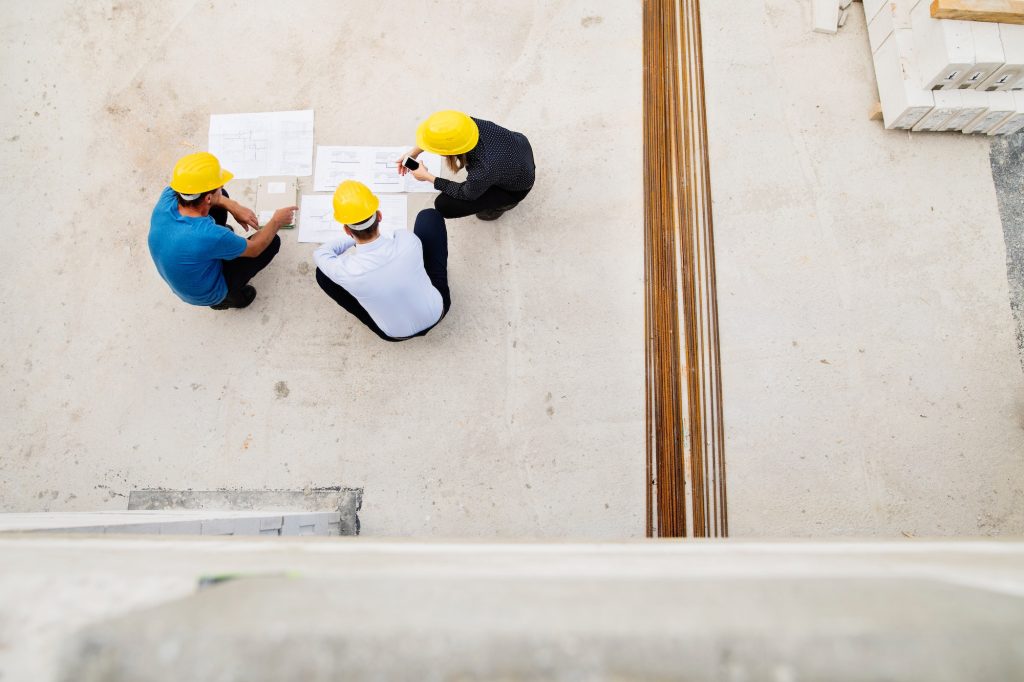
[990,131,1024,372]
[65,576,1024,682]
[702,2,1024,536]
[127,487,363,533]
[0,2,645,536]
[0,510,343,535]
[0,537,1021,682]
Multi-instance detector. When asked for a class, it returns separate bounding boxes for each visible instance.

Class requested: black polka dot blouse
[433,117,536,202]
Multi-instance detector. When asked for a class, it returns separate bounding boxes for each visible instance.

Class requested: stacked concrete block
[988,92,1024,134]
[936,90,991,130]
[874,27,934,129]
[868,1,1024,134]
[963,90,1016,133]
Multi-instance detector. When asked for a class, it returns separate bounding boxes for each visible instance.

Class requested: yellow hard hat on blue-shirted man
[169,152,233,196]
[333,180,380,229]
[416,110,479,156]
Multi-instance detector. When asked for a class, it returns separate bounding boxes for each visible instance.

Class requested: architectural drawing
[313,146,442,193]
[297,193,408,244]
[208,110,314,179]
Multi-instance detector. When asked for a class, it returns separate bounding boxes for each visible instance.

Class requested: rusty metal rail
[643,0,727,538]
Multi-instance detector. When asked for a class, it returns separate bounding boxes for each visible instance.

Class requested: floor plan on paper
[208,110,315,179]
[297,194,408,244]
[313,146,442,193]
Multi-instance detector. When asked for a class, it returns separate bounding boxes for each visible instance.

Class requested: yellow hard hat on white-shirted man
[169,152,233,195]
[333,180,380,228]
[416,110,479,156]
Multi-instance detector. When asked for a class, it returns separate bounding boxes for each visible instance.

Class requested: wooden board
[931,0,1024,24]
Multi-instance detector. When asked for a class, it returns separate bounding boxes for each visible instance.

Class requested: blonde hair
[445,153,468,175]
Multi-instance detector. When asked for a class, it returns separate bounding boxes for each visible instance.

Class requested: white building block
[957,22,1005,90]
[988,93,1024,134]
[814,0,840,34]
[963,91,1016,133]
[979,24,1024,92]
[911,1,974,90]
[988,92,1024,134]
[912,90,963,130]
[868,1,917,54]
[874,29,935,129]
[863,0,889,23]
[936,91,989,130]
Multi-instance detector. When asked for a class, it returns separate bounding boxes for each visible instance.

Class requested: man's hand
[269,205,297,229]
[229,204,259,231]
[241,205,297,258]
[410,164,435,184]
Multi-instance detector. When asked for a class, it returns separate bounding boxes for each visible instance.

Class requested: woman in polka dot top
[398,110,536,222]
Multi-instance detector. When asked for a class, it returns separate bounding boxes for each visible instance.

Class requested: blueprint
[297,193,408,244]
[208,110,314,179]
[313,145,442,193]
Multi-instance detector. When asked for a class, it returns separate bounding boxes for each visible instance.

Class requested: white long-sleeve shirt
[313,231,442,338]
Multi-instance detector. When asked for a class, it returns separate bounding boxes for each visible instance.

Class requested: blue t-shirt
[148,187,247,306]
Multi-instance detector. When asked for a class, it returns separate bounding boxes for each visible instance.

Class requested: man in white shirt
[313,180,450,341]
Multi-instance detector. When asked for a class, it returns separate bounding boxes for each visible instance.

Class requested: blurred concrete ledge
[0,538,1020,681]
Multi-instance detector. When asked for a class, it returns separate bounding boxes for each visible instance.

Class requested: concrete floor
[2,1,1022,540]
[704,2,1024,536]
[0,1,646,537]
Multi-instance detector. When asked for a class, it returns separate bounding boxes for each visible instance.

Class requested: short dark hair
[349,213,381,237]
[176,189,217,208]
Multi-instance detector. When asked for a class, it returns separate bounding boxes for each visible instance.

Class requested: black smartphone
[403,156,420,171]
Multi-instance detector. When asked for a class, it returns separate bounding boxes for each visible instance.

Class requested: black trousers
[316,209,451,342]
[434,185,532,219]
[210,191,280,299]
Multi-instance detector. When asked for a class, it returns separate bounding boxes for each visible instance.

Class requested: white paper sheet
[258,209,295,227]
[208,110,314,179]
[313,145,442,193]
[297,194,408,244]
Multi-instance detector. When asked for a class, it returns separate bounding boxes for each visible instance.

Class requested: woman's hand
[410,164,435,184]
[395,146,423,176]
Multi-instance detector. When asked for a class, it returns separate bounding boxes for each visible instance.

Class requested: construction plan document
[296,193,408,244]
[313,146,442,193]
[208,110,314,179]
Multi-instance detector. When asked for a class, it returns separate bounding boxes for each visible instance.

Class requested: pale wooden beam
[931,0,1024,25]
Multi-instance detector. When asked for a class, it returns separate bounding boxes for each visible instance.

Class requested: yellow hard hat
[333,180,380,226]
[416,110,479,156]
[169,152,233,195]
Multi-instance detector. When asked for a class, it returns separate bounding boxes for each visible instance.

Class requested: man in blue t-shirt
[148,152,295,309]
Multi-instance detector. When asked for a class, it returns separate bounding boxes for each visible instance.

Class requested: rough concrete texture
[127,487,363,534]
[702,2,1024,536]
[0,510,343,535]
[990,131,1024,372]
[0,2,645,536]
[0,537,1020,681]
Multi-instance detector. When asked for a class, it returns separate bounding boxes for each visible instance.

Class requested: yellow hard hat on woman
[416,110,480,156]
[169,152,233,195]
[333,180,380,227]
